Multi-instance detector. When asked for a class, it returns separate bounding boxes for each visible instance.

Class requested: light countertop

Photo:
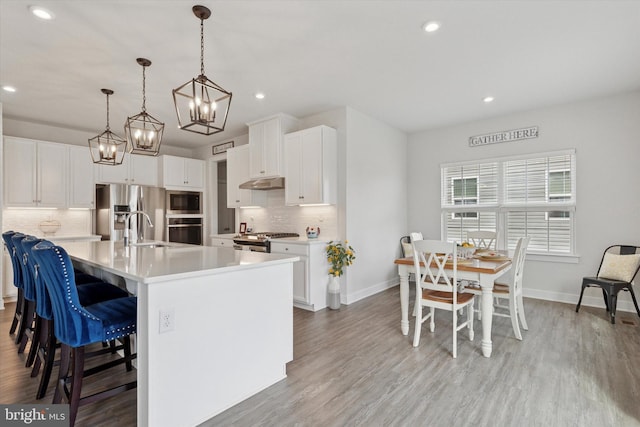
[61,240,299,284]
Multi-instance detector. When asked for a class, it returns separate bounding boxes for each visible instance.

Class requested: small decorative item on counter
[306,226,320,239]
[325,240,356,310]
[38,220,61,236]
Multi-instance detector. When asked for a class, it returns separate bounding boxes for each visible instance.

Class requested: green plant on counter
[326,240,356,277]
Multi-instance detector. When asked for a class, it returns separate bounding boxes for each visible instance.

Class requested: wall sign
[469,126,538,147]
[212,140,234,155]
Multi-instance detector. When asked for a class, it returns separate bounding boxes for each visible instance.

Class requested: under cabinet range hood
[239,177,285,190]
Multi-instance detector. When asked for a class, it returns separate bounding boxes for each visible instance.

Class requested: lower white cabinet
[210,237,235,248]
[270,241,330,311]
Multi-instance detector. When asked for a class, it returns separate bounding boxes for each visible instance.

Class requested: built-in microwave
[166,190,202,215]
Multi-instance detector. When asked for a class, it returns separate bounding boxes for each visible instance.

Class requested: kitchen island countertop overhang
[62,240,300,284]
[59,240,300,427]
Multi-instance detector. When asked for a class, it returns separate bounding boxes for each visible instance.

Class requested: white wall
[408,90,640,310]
[344,107,408,304]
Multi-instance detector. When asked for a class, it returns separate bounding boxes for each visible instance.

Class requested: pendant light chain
[200,17,205,76]
[105,92,111,130]
[141,65,147,112]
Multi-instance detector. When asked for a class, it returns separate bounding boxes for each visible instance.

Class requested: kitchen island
[60,240,299,427]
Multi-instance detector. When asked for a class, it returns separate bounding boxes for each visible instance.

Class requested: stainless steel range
[232,232,299,253]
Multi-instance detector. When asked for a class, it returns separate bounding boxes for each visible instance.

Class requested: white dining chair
[412,239,474,358]
[462,236,530,340]
[466,230,497,250]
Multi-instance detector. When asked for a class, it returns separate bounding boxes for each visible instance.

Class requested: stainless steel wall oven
[167,217,203,245]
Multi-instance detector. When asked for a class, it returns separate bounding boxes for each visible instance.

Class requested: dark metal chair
[576,245,640,324]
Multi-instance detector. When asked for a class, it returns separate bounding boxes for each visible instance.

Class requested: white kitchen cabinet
[284,125,337,205]
[247,113,299,179]
[226,145,266,208]
[96,154,158,186]
[270,240,330,311]
[3,137,67,208]
[210,236,235,248]
[3,250,17,304]
[160,155,205,190]
[68,145,96,208]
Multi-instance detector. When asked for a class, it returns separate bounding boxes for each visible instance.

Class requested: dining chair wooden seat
[412,239,474,358]
[462,237,530,340]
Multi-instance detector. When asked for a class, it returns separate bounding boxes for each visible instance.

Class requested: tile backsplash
[2,209,92,237]
[237,190,338,239]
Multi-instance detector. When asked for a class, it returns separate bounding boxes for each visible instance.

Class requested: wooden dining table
[394,253,512,358]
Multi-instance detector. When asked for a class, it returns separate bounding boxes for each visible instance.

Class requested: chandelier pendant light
[125,58,164,156]
[88,89,127,165]
[172,5,232,136]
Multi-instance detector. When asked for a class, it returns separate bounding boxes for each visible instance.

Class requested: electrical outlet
[159,308,175,333]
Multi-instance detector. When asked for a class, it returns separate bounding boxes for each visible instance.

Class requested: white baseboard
[344,281,639,316]
[345,278,398,305]
[523,287,639,313]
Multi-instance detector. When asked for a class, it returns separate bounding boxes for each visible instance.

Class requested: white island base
[63,241,296,427]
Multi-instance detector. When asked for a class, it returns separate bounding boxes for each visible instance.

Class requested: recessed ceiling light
[423,21,440,33]
[2,85,16,93]
[483,96,495,103]
[29,5,54,20]
[255,92,265,100]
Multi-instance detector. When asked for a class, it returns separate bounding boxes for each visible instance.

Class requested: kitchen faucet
[123,211,154,246]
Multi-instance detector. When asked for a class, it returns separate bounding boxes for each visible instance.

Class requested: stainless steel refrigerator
[95,184,166,243]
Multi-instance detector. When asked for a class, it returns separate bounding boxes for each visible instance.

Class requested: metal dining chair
[575,244,640,324]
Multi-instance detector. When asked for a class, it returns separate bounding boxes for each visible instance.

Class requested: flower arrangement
[326,240,356,277]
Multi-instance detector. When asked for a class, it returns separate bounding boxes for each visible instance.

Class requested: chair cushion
[598,252,640,282]
[402,242,414,258]
[83,297,137,342]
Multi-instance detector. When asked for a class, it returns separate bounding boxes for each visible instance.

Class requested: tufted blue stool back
[32,241,137,348]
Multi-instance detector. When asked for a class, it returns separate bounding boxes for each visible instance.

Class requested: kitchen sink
[130,242,171,249]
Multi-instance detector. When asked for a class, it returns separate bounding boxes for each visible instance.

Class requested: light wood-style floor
[2,286,640,427]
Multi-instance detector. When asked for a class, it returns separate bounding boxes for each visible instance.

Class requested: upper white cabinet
[226,145,266,208]
[247,113,299,179]
[283,125,337,205]
[160,155,205,191]
[3,136,67,208]
[68,145,96,208]
[96,154,158,186]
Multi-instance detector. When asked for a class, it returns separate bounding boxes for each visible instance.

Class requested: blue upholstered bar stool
[8,232,32,351]
[23,237,132,400]
[32,241,137,426]
[2,231,24,341]
[12,233,41,355]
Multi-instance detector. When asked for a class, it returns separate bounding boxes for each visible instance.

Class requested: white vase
[327,275,341,310]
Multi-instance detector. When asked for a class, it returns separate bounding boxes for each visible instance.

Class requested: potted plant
[325,240,356,309]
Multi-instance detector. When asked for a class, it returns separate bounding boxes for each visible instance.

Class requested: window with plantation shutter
[441,150,576,255]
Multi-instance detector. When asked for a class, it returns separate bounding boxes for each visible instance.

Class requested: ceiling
[2,1,640,150]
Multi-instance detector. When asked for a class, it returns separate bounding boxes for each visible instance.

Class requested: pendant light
[88,89,127,165]
[125,58,164,156]
[172,5,232,136]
